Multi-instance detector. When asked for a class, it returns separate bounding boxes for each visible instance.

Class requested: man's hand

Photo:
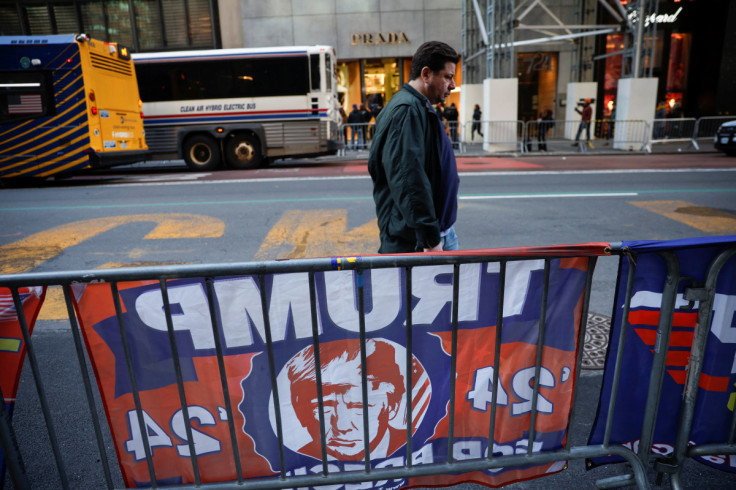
[423,241,443,252]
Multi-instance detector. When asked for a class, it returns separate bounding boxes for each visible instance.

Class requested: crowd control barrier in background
[338,116,732,157]
[1,237,735,489]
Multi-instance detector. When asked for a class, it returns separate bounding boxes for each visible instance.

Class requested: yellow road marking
[0,213,224,275]
[629,200,736,234]
[255,209,379,260]
[38,261,192,320]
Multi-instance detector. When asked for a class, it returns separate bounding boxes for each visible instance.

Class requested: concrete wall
[234,0,462,59]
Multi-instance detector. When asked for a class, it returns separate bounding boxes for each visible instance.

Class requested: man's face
[425,61,456,105]
[309,374,392,458]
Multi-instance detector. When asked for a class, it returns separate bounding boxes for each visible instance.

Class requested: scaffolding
[462,0,658,82]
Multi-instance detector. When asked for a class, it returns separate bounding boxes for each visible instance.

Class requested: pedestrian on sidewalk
[537,109,553,151]
[471,104,483,140]
[347,104,364,150]
[573,98,593,148]
[368,41,460,253]
[444,102,459,145]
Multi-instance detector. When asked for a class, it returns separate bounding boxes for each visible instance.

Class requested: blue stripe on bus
[0,125,89,174]
[143,112,328,126]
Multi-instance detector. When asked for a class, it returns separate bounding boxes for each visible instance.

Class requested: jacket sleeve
[381,106,441,249]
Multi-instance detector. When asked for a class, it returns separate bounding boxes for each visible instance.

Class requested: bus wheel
[183,135,221,171]
[225,134,262,170]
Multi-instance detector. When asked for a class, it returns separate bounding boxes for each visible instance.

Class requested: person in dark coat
[471,104,483,140]
[347,104,363,150]
[368,41,460,253]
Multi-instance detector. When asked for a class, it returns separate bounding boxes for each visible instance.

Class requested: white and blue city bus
[133,45,342,170]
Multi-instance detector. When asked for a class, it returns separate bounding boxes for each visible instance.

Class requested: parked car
[714,120,736,156]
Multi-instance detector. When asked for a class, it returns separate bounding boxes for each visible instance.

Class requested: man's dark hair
[409,41,460,80]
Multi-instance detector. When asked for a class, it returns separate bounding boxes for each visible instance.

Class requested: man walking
[368,41,460,253]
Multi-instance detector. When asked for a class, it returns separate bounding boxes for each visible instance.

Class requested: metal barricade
[459,120,525,153]
[590,242,736,489]
[0,248,652,490]
[338,123,375,154]
[647,118,698,151]
[521,120,650,153]
[693,116,736,145]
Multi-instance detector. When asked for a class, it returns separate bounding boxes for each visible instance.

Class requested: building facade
[1,0,734,123]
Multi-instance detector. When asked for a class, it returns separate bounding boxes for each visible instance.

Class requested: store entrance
[517,52,558,122]
[363,58,401,115]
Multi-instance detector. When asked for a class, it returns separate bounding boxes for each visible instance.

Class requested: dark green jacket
[368,83,443,253]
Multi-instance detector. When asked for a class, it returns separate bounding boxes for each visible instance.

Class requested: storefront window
[364,58,400,113]
[665,32,691,112]
[602,34,624,118]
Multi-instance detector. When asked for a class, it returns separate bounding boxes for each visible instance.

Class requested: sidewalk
[332,138,713,161]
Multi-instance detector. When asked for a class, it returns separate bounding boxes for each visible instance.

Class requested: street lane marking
[255,210,379,260]
[0,214,224,274]
[461,192,639,199]
[629,200,736,234]
[37,260,191,321]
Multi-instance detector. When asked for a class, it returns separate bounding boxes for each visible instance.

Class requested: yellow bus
[0,34,148,179]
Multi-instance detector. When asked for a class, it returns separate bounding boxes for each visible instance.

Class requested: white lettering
[488,260,545,316]
[454,440,482,460]
[412,264,481,325]
[135,284,214,348]
[628,290,695,310]
[214,277,263,348]
[324,269,401,332]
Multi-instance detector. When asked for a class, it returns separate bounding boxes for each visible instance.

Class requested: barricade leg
[0,384,30,489]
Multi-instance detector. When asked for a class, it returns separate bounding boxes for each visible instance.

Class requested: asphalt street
[3,147,736,490]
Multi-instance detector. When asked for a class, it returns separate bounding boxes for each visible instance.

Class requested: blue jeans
[575,121,590,142]
[441,226,458,251]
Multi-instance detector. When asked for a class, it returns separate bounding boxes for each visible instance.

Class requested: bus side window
[310,54,320,92]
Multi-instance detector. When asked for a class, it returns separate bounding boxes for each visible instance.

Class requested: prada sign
[351,32,410,46]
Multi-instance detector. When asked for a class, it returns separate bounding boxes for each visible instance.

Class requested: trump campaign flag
[589,236,736,472]
[71,246,604,488]
[0,286,46,484]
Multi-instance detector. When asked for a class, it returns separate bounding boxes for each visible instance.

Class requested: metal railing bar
[527,259,551,454]
[567,257,596,445]
[62,284,114,489]
[160,278,201,485]
[357,268,372,471]
[257,274,284,480]
[0,253,611,289]
[487,260,506,460]
[0,383,29,489]
[150,443,650,490]
[404,266,414,467]
[307,271,329,475]
[603,251,637,446]
[686,443,736,458]
[10,286,70,490]
[111,281,158,487]
[447,263,461,464]
[204,277,245,481]
[637,251,680,466]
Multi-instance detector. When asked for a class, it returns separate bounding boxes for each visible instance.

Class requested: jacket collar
[402,83,434,112]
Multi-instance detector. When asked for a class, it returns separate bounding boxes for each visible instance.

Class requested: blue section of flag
[588,235,736,473]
